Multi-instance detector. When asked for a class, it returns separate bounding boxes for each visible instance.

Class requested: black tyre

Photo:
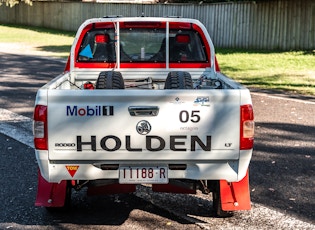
[164,71,193,89]
[212,181,233,217]
[96,71,124,89]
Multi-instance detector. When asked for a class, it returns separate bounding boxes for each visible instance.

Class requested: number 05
[179,110,200,123]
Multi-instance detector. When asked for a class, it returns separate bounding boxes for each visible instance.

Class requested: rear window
[168,29,208,63]
[77,26,208,63]
[120,28,166,62]
[77,29,116,62]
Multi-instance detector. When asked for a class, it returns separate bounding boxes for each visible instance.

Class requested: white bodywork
[34,17,253,184]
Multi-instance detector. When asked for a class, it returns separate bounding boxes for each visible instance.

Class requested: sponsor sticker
[66,105,114,117]
[66,165,79,177]
[169,97,185,105]
[55,143,76,147]
[193,97,210,106]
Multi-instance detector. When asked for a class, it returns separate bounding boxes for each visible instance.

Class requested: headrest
[95,34,109,43]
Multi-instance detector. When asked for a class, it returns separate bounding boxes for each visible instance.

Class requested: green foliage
[0,0,32,7]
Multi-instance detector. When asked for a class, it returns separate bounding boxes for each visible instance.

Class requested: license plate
[119,166,168,184]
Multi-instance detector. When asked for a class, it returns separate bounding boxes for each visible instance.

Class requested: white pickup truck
[33,16,254,217]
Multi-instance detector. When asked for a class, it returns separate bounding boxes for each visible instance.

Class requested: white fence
[0,0,314,50]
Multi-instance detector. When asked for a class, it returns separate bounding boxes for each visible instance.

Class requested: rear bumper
[36,149,252,183]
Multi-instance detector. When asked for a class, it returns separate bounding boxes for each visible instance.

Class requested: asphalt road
[249,91,315,223]
[0,50,314,229]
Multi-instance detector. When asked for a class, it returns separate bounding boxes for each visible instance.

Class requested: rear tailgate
[47,89,241,161]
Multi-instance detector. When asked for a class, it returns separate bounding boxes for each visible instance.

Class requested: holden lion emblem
[136,120,151,135]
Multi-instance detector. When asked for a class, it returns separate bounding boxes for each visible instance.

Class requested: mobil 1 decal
[66,105,114,117]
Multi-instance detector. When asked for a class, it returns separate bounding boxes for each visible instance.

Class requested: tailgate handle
[128,106,159,116]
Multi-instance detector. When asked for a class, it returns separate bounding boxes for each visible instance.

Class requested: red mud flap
[220,170,251,211]
[35,170,68,207]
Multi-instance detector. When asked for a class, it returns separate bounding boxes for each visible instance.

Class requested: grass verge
[216,49,315,96]
[0,24,75,58]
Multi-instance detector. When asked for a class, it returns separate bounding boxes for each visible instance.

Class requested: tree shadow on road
[250,122,315,224]
[0,53,66,117]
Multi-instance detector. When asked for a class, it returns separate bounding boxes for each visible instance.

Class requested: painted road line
[0,108,33,148]
[251,92,315,105]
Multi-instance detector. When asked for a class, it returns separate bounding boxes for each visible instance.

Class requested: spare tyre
[95,71,124,89]
[164,71,193,89]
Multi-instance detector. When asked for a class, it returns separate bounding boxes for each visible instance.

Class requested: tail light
[240,104,254,150]
[33,105,48,150]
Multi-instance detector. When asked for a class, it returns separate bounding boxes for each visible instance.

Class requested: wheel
[164,71,193,89]
[212,181,233,217]
[96,71,124,89]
